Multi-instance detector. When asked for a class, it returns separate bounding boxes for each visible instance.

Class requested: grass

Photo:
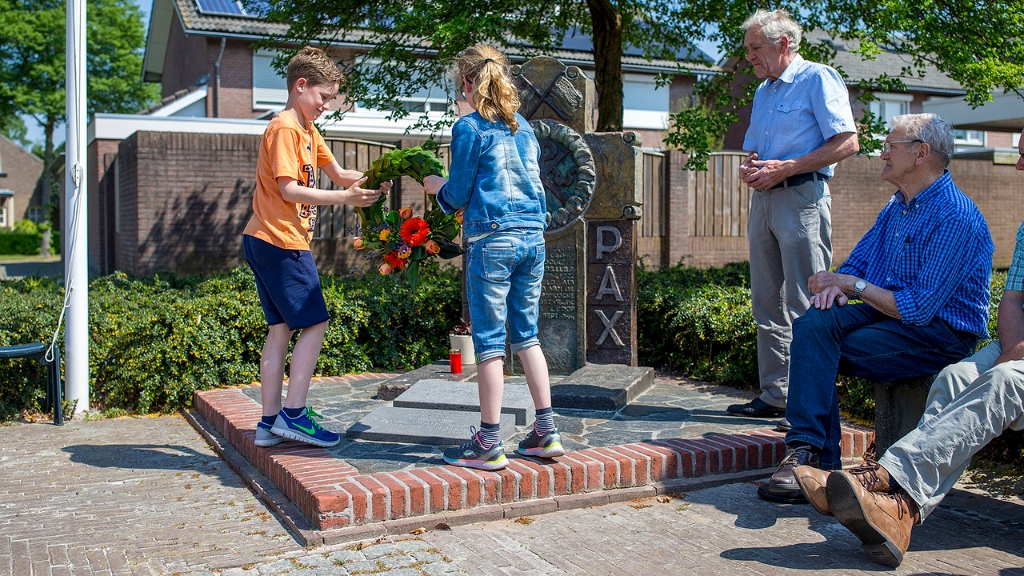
[0,254,60,263]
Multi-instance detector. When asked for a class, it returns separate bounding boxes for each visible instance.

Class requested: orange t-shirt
[243,112,336,250]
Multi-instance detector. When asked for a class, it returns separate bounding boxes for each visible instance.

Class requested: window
[869,93,912,129]
[253,51,288,110]
[0,204,7,227]
[954,129,985,146]
[622,73,669,130]
[113,157,121,234]
[1014,133,1021,147]
[28,206,43,223]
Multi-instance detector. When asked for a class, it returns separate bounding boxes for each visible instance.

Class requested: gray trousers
[880,341,1024,521]
[748,179,832,408]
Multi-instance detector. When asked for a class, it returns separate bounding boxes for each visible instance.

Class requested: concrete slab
[550,364,655,410]
[393,380,535,426]
[346,407,517,445]
[376,360,477,401]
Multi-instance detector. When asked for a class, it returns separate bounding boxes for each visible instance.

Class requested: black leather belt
[770,171,829,190]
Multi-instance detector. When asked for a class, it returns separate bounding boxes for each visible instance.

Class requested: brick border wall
[195,384,873,530]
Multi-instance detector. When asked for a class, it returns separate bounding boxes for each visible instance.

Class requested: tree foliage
[0,0,158,209]
[251,0,1023,168]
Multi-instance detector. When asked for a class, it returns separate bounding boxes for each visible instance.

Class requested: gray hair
[742,9,802,53]
[891,113,955,167]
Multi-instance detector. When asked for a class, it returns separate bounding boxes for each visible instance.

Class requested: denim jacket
[436,112,547,238]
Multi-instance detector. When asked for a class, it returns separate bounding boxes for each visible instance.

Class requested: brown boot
[793,466,832,516]
[827,471,920,567]
[842,459,894,493]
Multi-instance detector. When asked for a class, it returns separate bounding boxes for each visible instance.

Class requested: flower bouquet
[354,147,464,291]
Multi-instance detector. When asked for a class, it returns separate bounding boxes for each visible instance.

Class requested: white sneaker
[255,421,282,447]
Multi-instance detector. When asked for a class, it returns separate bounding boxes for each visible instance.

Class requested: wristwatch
[852,279,867,301]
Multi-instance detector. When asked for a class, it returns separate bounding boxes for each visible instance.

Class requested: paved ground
[0,256,62,281]
[3,376,1023,575]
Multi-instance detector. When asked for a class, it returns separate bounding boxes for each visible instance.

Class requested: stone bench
[873,374,936,456]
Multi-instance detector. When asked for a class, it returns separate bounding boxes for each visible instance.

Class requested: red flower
[399,217,431,247]
[383,251,406,270]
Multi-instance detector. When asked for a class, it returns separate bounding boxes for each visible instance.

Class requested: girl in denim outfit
[424,44,565,470]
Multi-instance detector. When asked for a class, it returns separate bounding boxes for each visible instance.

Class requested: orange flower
[399,217,431,247]
[379,228,392,242]
[399,206,413,220]
[397,245,412,259]
[424,240,440,255]
[383,251,406,270]
[378,262,392,275]
[353,237,365,250]
[455,209,464,225]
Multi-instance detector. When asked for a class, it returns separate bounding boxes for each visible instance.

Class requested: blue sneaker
[270,407,340,447]
[443,428,508,471]
[516,427,565,458]
[255,421,282,447]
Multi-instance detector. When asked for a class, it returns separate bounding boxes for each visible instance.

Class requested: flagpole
[64,0,89,414]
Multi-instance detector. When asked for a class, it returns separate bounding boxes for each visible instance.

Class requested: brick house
[0,135,45,230]
[88,2,1022,276]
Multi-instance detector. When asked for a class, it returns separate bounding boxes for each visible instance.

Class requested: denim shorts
[466,228,545,361]
[243,235,329,330]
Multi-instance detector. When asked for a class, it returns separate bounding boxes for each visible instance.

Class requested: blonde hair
[454,45,520,133]
[286,46,343,92]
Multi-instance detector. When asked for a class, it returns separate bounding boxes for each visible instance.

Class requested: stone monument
[512,57,643,373]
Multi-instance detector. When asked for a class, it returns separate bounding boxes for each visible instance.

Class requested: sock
[282,406,304,418]
[534,407,555,436]
[261,415,276,426]
[477,421,501,448]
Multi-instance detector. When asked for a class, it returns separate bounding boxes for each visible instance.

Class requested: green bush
[637,262,756,386]
[0,232,42,255]
[0,265,461,419]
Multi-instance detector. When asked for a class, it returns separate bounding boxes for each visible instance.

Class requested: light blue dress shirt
[742,55,857,179]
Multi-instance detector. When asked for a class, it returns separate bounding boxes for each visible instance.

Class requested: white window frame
[869,92,913,130]
[0,202,7,228]
[1014,133,1021,147]
[252,50,288,111]
[954,129,985,147]
[113,156,121,234]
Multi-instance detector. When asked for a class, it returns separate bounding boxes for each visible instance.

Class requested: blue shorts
[465,228,545,362]
[243,235,329,330]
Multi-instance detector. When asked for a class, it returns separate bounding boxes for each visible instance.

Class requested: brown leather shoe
[827,470,920,567]
[841,459,894,493]
[793,466,832,516]
[757,445,819,504]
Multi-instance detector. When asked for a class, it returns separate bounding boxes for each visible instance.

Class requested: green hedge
[0,265,461,420]
[0,232,42,255]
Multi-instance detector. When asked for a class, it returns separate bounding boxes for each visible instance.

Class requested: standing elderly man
[758,113,994,506]
[790,135,1024,568]
[727,9,860,420]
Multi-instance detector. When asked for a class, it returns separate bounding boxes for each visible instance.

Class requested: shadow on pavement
[0,259,63,280]
[63,443,226,471]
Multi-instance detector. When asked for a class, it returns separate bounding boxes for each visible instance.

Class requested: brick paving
[3,373,1022,575]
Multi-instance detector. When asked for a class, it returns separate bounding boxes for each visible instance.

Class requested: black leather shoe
[757,444,820,504]
[775,417,792,431]
[727,398,785,417]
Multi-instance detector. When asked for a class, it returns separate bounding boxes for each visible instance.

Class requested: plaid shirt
[838,171,993,337]
[1005,222,1024,293]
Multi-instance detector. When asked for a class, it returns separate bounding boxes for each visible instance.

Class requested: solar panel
[194,0,244,16]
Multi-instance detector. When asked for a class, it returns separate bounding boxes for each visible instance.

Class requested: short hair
[742,9,802,53]
[286,46,343,92]
[891,113,955,167]
[452,44,520,133]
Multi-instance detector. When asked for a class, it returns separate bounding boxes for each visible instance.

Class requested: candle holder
[449,349,462,374]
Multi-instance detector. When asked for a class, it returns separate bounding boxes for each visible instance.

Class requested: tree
[253,0,1024,169]
[0,0,159,215]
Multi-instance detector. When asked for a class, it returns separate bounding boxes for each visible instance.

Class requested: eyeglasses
[882,139,923,154]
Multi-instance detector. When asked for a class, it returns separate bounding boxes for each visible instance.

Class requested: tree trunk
[586,0,624,132]
[42,116,56,225]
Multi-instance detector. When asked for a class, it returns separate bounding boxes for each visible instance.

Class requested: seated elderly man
[758,113,994,504]
[789,133,1024,568]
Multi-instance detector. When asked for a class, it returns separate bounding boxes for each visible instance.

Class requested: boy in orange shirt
[243,46,388,447]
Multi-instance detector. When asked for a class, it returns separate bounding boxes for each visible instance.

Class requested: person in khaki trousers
[728,9,858,422]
